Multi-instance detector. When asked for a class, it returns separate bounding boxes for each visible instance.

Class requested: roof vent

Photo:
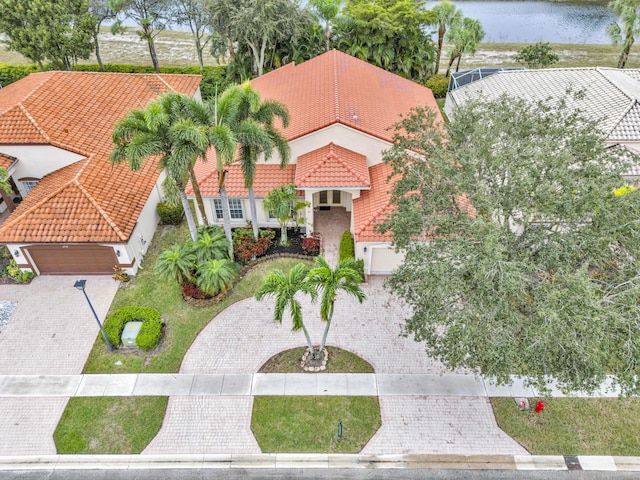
[352,114,358,122]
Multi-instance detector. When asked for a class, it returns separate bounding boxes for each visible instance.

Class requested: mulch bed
[263,228,306,256]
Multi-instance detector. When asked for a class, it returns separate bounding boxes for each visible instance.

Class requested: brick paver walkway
[0,276,118,455]
[181,276,458,375]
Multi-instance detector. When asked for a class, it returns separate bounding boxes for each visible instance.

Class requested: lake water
[437,1,617,44]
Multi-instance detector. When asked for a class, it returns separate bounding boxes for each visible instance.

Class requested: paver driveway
[0,276,118,455]
[148,277,526,456]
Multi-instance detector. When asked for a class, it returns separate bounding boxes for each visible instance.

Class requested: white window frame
[22,180,38,194]
[213,198,244,220]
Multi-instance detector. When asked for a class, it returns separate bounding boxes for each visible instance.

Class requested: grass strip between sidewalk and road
[252,396,381,453]
[54,397,167,454]
[492,397,640,455]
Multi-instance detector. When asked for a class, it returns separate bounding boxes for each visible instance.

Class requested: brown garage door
[26,244,117,275]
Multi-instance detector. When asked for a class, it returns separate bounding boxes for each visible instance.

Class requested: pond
[430,0,618,44]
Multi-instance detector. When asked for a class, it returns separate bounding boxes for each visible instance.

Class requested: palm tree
[191,227,230,264]
[432,0,462,74]
[110,92,210,241]
[309,0,343,51]
[445,17,485,77]
[197,258,238,295]
[307,256,365,359]
[263,184,306,246]
[608,0,640,68]
[233,82,291,240]
[255,263,318,355]
[155,244,196,284]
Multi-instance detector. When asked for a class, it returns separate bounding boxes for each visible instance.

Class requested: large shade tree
[88,0,117,71]
[110,92,211,241]
[608,0,640,68]
[172,0,212,73]
[0,0,94,70]
[109,0,170,73]
[381,96,640,394]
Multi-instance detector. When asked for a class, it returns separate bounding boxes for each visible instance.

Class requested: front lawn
[83,222,310,373]
[492,397,640,455]
[252,396,381,453]
[54,397,167,454]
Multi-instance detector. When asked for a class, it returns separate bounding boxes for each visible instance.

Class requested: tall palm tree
[233,82,291,240]
[432,0,462,74]
[307,256,365,359]
[608,0,640,68]
[309,0,343,51]
[110,92,210,241]
[445,17,485,77]
[255,263,318,355]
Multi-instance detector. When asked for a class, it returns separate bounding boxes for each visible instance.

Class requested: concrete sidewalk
[0,373,623,398]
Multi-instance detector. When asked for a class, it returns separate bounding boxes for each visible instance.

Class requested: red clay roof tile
[353,163,396,242]
[0,71,202,243]
[194,161,296,198]
[295,143,370,188]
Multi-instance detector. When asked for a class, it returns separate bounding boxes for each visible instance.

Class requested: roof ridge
[333,49,340,122]
[332,146,369,185]
[17,104,50,143]
[607,99,639,137]
[0,159,90,231]
[18,71,57,105]
[72,166,128,241]
[154,74,175,92]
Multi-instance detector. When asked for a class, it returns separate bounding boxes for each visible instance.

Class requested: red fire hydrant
[534,401,545,413]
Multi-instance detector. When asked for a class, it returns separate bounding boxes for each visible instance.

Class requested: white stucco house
[445,67,640,183]
[0,71,202,275]
[189,50,442,275]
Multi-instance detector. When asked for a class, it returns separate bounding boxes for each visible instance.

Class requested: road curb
[1,454,640,471]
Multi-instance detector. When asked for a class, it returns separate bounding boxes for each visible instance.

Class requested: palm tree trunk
[456,54,462,73]
[279,220,288,246]
[436,27,445,74]
[618,36,634,68]
[318,305,334,358]
[93,29,105,71]
[178,186,198,242]
[189,167,207,224]
[446,54,457,77]
[301,323,316,359]
[219,186,235,260]
[248,187,259,240]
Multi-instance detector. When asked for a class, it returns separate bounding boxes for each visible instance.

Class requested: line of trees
[0,0,484,82]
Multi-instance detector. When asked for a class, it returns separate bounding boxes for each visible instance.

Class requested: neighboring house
[0,71,202,275]
[445,67,640,183]
[189,50,442,275]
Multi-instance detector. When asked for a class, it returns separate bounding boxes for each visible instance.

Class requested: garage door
[26,245,117,275]
[369,247,404,274]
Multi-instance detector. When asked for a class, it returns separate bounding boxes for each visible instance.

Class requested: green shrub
[157,202,184,225]
[0,63,39,87]
[103,306,162,351]
[425,73,449,98]
[354,259,365,282]
[339,231,355,262]
[6,259,34,283]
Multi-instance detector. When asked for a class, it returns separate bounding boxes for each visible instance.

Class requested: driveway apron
[0,276,119,454]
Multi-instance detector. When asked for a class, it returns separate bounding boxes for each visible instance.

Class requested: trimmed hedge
[338,231,355,262]
[0,63,230,101]
[425,73,449,98]
[103,306,163,351]
[157,202,184,225]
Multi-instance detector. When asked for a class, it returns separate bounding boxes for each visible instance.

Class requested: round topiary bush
[425,73,449,98]
[103,306,163,351]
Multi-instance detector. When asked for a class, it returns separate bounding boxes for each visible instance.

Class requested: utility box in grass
[121,321,143,348]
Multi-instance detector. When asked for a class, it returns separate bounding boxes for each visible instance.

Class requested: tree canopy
[334,0,436,80]
[381,95,640,394]
[514,42,559,69]
[0,0,95,70]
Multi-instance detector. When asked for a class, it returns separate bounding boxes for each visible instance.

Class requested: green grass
[54,397,167,454]
[83,221,310,373]
[492,397,640,455]
[259,346,375,373]
[252,396,381,453]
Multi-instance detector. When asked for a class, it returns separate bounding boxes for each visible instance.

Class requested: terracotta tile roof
[0,71,202,243]
[192,158,296,198]
[0,153,17,170]
[250,50,439,143]
[295,142,370,188]
[353,163,396,242]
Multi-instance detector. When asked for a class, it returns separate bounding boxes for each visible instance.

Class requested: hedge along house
[0,71,202,275]
[189,50,442,275]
